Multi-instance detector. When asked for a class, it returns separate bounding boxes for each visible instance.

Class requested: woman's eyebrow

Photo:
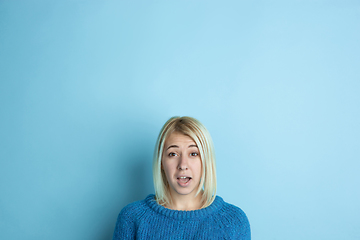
[166,144,197,150]
[166,145,179,150]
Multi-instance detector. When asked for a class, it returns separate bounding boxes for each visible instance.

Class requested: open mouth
[177,176,192,184]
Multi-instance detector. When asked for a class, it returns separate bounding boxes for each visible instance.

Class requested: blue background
[1,1,359,239]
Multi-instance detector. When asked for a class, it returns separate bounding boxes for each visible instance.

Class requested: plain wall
[1,1,359,239]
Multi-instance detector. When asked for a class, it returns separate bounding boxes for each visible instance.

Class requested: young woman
[112,116,251,239]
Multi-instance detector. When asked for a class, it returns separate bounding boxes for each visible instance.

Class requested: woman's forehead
[164,132,196,146]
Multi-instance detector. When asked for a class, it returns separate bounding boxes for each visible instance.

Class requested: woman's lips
[177,177,192,187]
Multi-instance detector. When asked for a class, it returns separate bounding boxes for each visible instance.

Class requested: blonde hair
[152,116,216,208]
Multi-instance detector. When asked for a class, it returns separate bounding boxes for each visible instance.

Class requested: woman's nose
[178,155,188,170]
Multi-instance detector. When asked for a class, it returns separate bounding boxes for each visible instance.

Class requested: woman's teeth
[178,177,191,183]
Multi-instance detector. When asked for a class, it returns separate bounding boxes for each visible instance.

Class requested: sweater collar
[145,194,224,220]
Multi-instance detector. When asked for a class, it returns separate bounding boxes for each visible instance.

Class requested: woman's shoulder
[112,195,154,239]
[213,196,251,238]
[119,195,151,219]
[217,196,249,221]
[214,196,250,229]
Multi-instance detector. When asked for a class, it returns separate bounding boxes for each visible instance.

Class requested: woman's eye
[168,152,177,157]
[190,152,198,156]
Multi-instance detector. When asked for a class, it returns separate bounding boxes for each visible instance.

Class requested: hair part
[152,116,217,208]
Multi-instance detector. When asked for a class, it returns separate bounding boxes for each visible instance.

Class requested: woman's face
[162,132,202,199]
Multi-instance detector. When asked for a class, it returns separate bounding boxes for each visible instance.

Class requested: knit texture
[112,194,251,240]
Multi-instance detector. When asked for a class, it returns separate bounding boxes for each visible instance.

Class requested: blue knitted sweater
[112,194,251,239]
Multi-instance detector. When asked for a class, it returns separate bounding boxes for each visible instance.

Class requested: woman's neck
[167,192,203,211]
